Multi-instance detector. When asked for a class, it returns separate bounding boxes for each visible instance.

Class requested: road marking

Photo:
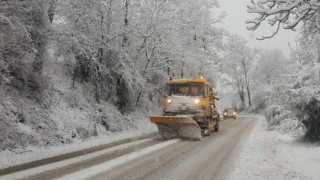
[0,137,157,180]
[56,139,181,180]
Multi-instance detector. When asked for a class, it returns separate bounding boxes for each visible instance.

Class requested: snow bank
[228,115,320,180]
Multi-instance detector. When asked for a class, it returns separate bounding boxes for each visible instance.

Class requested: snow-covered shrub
[247,86,271,113]
[260,60,320,142]
[123,111,157,134]
[75,126,90,139]
[302,98,320,141]
[246,85,306,140]
[0,94,61,150]
[0,96,32,150]
[286,61,320,141]
[265,104,305,138]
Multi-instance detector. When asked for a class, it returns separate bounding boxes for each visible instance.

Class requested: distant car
[223,108,237,119]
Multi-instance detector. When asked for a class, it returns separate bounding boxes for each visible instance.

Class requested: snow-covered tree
[0,0,233,151]
[54,0,224,110]
[222,35,253,108]
[288,33,320,141]
[247,0,320,39]
[253,49,289,86]
[247,48,291,112]
[0,0,52,97]
[245,0,320,142]
[0,0,56,150]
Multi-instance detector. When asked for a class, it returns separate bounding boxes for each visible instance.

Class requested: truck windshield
[167,83,205,96]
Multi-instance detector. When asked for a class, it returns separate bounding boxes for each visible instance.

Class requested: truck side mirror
[210,92,219,100]
[211,89,219,100]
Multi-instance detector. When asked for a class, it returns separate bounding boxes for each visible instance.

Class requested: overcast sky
[217,0,298,57]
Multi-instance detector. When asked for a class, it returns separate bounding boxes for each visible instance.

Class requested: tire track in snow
[56,139,181,180]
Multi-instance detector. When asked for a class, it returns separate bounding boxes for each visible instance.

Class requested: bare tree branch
[247,0,320,38]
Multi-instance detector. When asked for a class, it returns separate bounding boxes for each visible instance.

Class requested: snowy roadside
[0,124,157,169]
[228,115,320,180]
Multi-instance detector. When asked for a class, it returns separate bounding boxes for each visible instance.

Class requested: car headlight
[224,113,227,115]
[194,99,200,104]
[233,112,236,115]
[167,99,172,104]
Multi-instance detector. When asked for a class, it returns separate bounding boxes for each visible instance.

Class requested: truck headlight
[167,99,172,104]
[194,99,200,104]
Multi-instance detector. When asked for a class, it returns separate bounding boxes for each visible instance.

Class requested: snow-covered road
[90,117,257,180]
[0,117,257,180]
[3,116,318,180]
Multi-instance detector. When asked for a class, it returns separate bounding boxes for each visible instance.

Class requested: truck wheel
[202,128,210,136]
[214,123,219,132]
[208,106,213,121]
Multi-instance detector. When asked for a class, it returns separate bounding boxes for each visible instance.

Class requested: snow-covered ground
[228,115,320,180]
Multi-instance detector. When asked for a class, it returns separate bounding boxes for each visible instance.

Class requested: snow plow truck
[148,75,220,140]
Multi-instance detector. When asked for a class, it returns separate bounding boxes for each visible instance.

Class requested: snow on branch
[246,0,320,40]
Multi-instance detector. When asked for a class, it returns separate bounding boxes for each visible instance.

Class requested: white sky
[216,0,298,57]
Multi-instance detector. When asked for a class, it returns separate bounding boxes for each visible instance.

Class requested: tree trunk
[116,75,125,112]
[94,0,105,103]
[167,59,171,76]
[117,0,130,111]
[136,39,157,105]
[237,78,245,107]
[235,65,245,107]
[181,61,184,78]
[317,37,320,63]
[242,60,251,106]
[98,0,104,63]
[32,1,51,74]
[48,0,57,23]
[94,82,100,103]
[122,0,129,47]
[247,80,251,106]
[135,57,150,106]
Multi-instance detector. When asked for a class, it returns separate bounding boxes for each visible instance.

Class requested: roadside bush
[302,98,320,141]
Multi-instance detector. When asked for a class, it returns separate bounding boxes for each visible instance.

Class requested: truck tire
[214,123,219,132]
[202,128,210,136]
[214,115,220,132]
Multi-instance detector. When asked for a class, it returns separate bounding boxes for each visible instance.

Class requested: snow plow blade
[148,116,201,140]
